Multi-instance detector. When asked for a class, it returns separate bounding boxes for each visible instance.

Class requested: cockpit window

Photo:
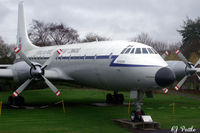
[125,48,131,54]
[120,48,127,54]
[142,48,148,54]
[130,48,135,54]
[135,48,141,54]
[147,48,154,54]
[151,48,158,54]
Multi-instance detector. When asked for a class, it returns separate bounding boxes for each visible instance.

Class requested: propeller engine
[12,47,63,97]
[174,49,200,91]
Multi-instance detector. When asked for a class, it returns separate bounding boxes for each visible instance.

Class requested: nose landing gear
[8,95,25,106]
[130,110,145,122]
[130,90,145,122]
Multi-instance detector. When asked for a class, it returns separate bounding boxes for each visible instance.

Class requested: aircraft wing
[0,64,12,69]
[0,67,73,81]
[0,69,13,79]
[45,69,74,81]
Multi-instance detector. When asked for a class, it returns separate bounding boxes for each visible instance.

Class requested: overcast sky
[0,0,199,44]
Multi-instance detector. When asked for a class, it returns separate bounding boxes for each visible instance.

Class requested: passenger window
[147,48,154,54]
[130,48,135,54]
[125,48,131,54]
[121,48,127,54]
[135,48,141,54]
[84,54,86,60]
[152,48,158,54]
[109,53,113,59]
[142,48,148,54]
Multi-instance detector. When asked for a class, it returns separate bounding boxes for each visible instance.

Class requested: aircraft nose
[155,67,175,87]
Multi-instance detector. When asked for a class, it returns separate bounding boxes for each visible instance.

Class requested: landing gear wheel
[17,96,24,106]
[113,93,124,104]
[106,93,124,104]
[118,94,124,104]
[106,93,113,104]
[130,110,145,122]
[130,110,137,122]
[8,96,24,106]
[8,96,13,105]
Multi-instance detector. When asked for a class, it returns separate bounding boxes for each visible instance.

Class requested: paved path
[128,128,200,133]
[169,91,200,101]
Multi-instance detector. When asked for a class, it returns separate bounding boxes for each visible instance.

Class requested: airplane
[0,2,199,122]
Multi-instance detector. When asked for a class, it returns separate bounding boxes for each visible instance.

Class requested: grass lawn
[0,86,199,133]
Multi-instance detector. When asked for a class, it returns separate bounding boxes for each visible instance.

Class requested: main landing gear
[8,95,24,106]
[106,91,124,104]
[130,90,145,122]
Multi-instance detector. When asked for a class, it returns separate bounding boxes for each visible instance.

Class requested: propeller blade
[194,58,200,67]
[195,68,200,73]
[14,47,35,69]
[41,49,63,70]
[174,76,188,91]
[161,50,169,59]
[42,75,61,96]
[13,78,33,97]
[175,50,191,68]
[162,88,168,94]
[196,73,200,80]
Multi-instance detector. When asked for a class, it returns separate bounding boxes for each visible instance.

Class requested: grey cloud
[0,0,199,44]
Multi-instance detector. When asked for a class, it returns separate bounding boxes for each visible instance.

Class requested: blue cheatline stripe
[96,55,109,59]
[109,56,161,67]
[71,56,84,59]
[110,63,160,67]
[29,55,113,60]
[62,57,69,59]
[85,56,95,59]
[28,55,160,67]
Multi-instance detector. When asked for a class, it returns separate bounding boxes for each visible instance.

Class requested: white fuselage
[23,40,168,91]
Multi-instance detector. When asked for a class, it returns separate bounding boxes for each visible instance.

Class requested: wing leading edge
[0,67,73,81]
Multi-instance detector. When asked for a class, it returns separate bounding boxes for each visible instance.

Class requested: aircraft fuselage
[22,40,169,91]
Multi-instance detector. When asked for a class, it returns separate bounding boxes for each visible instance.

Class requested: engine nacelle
[167,61,186,80]
[10,61,43,83]
[10,61,31,83]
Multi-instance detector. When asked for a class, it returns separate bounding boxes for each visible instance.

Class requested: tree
[28,20,50,46]
[28,20,79,46]
[81,33,110,42]
[48,23,79,45]
[131,33,168,52]
[151,41,168,52]
[178,17,200,90]
[0,37,15,64]
[178,17,200,58]
[178,17,200,45]
[131,32,153,46]
[168,42,182,51]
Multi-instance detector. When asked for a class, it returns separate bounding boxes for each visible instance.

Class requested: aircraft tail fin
[16,1,38,53]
